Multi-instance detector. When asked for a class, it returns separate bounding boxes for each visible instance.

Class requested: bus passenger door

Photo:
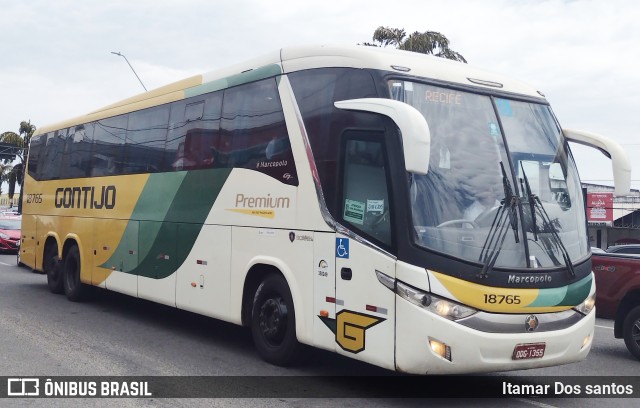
[313,232,337,351]
[332,131,397,370]
[334,237,395,370]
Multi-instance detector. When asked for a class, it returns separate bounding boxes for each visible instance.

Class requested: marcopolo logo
[55,186,116,210]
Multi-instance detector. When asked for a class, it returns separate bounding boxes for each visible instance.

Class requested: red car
[0,217,21,253]
[592,251,640,360]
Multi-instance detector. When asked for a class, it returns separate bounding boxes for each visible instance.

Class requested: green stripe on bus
[184,64,282,98]
[528,285,568,307]
[557,274,592,306]
[528,274,591,307]
[129,168,232,279]
[100,172,186,271]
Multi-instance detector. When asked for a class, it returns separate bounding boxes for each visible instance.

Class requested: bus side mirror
[334,98,431,175]
[563,128,631,196]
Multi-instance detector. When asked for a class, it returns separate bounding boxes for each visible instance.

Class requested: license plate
[512,343,546,360]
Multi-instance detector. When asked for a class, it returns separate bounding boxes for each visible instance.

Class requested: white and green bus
[21,45,630,374]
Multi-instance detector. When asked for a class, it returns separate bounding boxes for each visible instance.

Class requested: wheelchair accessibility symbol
[336,238,349,259]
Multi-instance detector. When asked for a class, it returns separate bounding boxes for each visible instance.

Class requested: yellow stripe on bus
[430,271,572,314]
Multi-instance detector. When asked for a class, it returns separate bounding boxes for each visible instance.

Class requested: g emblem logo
[319,310,385,353]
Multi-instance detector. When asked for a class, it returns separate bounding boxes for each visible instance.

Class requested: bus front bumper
[395,297,594,375]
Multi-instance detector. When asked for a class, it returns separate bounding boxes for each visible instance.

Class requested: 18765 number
[26,193,43,204]
[483,294,521,304]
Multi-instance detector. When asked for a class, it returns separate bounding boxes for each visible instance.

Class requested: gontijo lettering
[54,186,116,209]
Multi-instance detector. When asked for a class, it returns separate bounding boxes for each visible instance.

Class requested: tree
[0,120,36,206]
[0,162,12,196]
[363,26,467,63]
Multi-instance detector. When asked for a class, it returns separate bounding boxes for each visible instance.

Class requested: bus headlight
[396,281,477,320]
[573,292,596,316]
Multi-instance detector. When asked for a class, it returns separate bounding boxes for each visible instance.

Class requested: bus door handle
[341,268,352,280]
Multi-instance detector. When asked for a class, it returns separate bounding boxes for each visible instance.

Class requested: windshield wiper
[520,165,575,278]
[532,195,576,278]
[520,163,538,241]
[478,162,519,279]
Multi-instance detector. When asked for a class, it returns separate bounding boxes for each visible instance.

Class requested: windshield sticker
[496,99,513,116]
[344,199,365,225]
[367,199,384,214]
[425,90,462,105]
[488,122,500,137]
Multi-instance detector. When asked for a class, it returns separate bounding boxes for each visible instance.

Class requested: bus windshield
[390,80,588,269]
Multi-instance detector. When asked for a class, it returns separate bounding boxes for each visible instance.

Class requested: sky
[2,0,639,191]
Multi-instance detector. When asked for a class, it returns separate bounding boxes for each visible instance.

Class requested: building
[583,183,640,249]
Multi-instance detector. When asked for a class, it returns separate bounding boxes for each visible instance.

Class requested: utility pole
[111,51,148,92]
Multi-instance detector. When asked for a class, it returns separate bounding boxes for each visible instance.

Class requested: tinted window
[28,78,301,182]
[221,78,297,185]
[616,247,640,254]
[38,130,67,180]
[27,134,44,178]
[125,105,170,173]
[0,219,21,230]
[289,68,379,215]
[341,134,392,246]
[61,124,93,178]
[167,92,222,171]
[91,115,128,177]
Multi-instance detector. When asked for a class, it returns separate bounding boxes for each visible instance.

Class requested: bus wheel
[623,305,640,361]
[45,244,63,294]
[251,274,302,366]
[63,246,86,302]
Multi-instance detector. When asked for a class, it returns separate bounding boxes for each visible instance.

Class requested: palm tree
[363,26,467,63]
[0,120,36,207]
[0,162,12,196]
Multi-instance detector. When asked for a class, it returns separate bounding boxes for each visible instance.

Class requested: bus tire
[251,273,302,366]
[63,245,86,302]
[45,244,63,294]
[623,305,640,361]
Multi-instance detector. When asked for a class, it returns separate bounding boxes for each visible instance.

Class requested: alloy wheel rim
[259,297,288,345]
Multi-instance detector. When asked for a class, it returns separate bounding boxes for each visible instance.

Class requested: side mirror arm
[563,128,631,196]
[334,98,431,175]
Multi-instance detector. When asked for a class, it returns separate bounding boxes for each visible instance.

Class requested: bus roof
[36,44,544,135]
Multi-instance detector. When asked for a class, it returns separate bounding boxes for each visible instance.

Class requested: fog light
[581,334,591,350]
[429,337,452,361]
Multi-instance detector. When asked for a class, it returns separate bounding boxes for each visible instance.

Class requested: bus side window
[27,134,44,180]
[92,115,128,177]
[65,124,93,178]
[125,105,170,173]
[221,78,298,185]
[167,92,222,171]
[340,133,392,246]
[38,130,67,180]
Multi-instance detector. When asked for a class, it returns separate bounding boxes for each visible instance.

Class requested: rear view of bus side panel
[19,214,38,270]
